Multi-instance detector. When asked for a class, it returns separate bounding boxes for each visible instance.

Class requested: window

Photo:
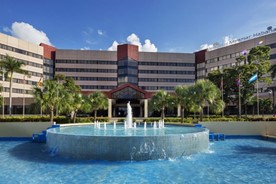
[139,61,194,67]
[268,43,276,49]
[270,54,276,60]
[0,43,43,59]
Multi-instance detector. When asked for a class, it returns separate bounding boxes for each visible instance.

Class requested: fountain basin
[47,125,209,161]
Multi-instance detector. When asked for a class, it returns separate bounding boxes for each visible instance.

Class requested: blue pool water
[0,139,275,183]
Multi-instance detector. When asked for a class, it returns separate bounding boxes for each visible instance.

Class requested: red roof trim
[107,83,150,99]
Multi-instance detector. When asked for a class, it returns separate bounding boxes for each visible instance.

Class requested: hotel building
[0,33,43,114]
[54,44,195,117]
[196,30,276,106]
[0,27,275,117]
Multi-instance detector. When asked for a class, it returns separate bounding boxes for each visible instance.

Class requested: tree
[32,80,64,123]
[191,79,224,121]
[175,85,191,123]
[207,46,271,116]
[0,54,29,115]
[85,91,108,121]
[259,98,273,117]
[32,86,46,116]
[269,65,276,79]
[53,74,66,116]
[150,90,172,120]
[62,78,83,123]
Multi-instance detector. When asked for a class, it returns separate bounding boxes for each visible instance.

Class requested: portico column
[108,99,112,118]
[140,104,143,117]
[144,99,148,118]
[177,105,181,117]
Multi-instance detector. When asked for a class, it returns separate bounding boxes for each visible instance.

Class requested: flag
[248,74,257,83]
[37,78,43,87]
[236,75,241,86]
[241,50,248,55]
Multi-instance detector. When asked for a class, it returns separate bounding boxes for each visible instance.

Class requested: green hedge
[0,116,50,122]
[0,116,109,124]
[0,115,275,124]
[143,117,196,124]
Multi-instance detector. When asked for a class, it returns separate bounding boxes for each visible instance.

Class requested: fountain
[47,103,209,161]
[126,101,133,128]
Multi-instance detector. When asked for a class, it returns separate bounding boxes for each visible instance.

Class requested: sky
[1,0,276,53]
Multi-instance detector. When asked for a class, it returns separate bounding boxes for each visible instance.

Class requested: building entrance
[114,99,141,117]
[107,83,149,118]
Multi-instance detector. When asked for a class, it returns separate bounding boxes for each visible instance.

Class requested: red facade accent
[107,83,150,99]
[194,49,207,63]
[40,43,56,60]
[117,44,139,61]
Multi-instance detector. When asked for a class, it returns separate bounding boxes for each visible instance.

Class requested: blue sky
[1,0,276,52]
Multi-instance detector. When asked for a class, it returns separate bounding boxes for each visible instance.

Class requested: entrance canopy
[107,83,150,99]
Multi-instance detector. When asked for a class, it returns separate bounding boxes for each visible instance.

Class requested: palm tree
[0,54,29,115]
[150,90,172,120]
[191,79,225,121]
[259,98,273,117]
[32,80,62,123]
[53,74,66,116]
[175,85,191,123]
[86,91,108,121]
[32,86,46,116]
[63,78,83,123]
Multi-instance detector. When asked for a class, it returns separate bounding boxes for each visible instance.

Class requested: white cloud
[127,33,142,49]
[199,35,238,51]
[199,43,214,50]
[108,41,119,51]
[85,40,96,45]
[3,27,11,33]
[83,27,94,35]
[97,29,104,36]
[223,35,237,45]
[108,33,157,52]
[5,22,52,45]
[142,39,157,52]
[80,46,90,50]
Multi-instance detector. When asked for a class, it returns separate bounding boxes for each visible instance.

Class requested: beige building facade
[0,33,43,114]
[55,45,195,117]
[1,28,275,117]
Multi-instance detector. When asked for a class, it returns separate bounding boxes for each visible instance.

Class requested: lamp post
[257,78,259,116]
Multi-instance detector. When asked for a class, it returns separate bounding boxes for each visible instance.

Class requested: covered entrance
[107,83,150,118]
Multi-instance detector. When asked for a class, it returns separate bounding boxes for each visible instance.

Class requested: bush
[0,116,109,124]
[143,117,196,124]
[0,116,50,122]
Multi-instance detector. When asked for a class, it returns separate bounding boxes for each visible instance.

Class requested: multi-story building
[0,33,43,114]
[40,43,56,80]
[0,27,275,117]
[197,32,276,79]
[53,44,195,117]
[196,30,276,106]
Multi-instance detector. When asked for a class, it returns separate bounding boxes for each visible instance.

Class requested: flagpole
[257,78,259,116]
[238,74,241,118]
[221,76,224,117]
